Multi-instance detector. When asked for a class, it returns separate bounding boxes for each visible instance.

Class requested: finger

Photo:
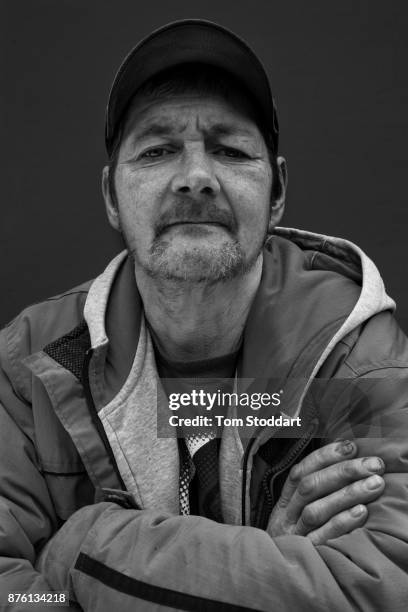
[278,440,358,508]
[295,474,385,536]
[306,504,368,545]
[286,455,385,521]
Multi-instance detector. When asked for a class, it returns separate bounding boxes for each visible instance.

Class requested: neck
[134,255,263,362]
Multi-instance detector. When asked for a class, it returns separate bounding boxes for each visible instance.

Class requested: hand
[267,440,385,544]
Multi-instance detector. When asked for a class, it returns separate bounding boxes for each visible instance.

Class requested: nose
[170,145,220,197]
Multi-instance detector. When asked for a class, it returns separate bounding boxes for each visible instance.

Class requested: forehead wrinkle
[123,90,263,139]
[123,99,263,153]
[133,119,254,142]
[140,117,255,139]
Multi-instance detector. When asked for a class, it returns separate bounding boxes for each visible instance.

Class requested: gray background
[2,0,408,329]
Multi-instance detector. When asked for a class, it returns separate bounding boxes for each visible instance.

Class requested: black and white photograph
[1,1,408,610]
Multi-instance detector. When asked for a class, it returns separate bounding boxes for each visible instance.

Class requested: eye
[140,147,173,159]
[216,147,249,159]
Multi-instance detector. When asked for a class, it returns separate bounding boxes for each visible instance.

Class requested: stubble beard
[119,197,268,284]
[125,232,266,284]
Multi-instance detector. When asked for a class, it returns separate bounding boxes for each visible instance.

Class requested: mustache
[154,199,237,237]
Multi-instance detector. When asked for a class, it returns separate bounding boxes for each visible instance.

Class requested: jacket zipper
[242,420,318,527]
[256,422,318,529]
[241,436,257,525]
[82,348,127,490]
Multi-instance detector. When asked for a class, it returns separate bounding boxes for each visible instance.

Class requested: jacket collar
[26,228,395,517]
[83,229,394,418]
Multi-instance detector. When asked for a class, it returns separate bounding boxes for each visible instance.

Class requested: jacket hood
[22,227,394,519]
[83,227,394,416]
[240,228,394,423]
[79,227,396,516]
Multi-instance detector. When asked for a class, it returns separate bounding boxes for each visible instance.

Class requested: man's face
[105,89,275,283]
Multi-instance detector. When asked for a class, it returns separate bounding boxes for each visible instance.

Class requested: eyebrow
[132,121,255,142]
[206,123,254,138]
[133,123,178,141]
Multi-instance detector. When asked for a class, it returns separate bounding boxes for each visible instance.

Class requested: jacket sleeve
[3,313,408,612]
[0,364,78,610]
[35,319,408,612]
[36,432,408,612]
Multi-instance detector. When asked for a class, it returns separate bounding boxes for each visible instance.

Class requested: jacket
[1,228,408,611]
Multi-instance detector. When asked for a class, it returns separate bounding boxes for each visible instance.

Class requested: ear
[268,156,288,232]
[102,166,120,232]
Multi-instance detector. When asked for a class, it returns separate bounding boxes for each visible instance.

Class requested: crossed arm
[29,440,386,611]
[0,375,407,611]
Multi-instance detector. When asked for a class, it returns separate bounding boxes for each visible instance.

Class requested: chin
[146,241,256,283]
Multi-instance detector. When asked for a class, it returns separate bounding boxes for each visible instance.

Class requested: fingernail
[363,458,384,473]
[337,440,354,455]
[351,504,366,517]
[366,475,383,490]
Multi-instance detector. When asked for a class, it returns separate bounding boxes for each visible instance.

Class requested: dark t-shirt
[153,338,241,520]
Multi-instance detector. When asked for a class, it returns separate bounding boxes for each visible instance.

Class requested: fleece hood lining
[84,250,128,350]
[273,228,395,417]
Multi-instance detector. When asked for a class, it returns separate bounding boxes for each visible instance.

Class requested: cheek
[226,168,271,230]
[115,169,163,236]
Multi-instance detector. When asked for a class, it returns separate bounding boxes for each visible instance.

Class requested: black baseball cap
[105,19,279,156]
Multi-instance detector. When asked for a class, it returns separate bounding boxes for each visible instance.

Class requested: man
[0,19,407,611]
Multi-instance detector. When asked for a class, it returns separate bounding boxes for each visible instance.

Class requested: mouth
[160,221,229,237]
[165,221,226,228]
